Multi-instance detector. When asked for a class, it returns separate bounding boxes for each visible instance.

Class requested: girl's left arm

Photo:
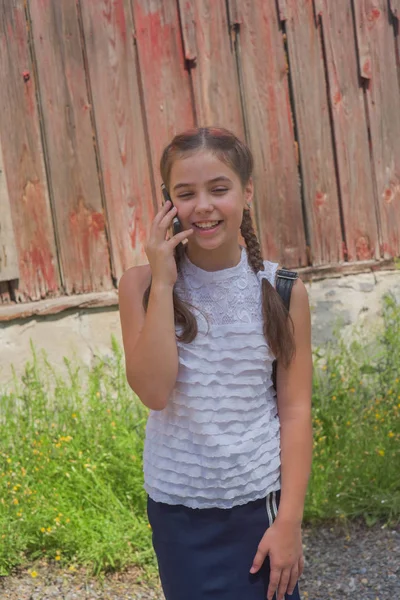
[250,278,313,600]
[275,277,313,526]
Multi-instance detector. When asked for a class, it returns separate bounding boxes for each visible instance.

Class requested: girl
[119,127,313,600]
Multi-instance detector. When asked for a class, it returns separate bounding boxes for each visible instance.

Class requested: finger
[267,567,282,600]
[298,555,305,578]
[167,228,194,248]
[158,206,179,231]
[249,546,268,574]
[153,200,173,225]
[151,207,178,243]
[286,566,299,596]
[276,568,292,600]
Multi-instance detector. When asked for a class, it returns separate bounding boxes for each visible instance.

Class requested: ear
[244,178,254,208]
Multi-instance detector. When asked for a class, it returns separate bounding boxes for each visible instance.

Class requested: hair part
[143,127,295,367]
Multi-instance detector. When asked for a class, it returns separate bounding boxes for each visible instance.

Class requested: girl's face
[169,151,253,253]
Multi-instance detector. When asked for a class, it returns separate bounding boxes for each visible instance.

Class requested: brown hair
[143,127,295,367]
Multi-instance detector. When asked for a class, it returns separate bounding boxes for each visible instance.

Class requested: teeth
[195,221,220,229]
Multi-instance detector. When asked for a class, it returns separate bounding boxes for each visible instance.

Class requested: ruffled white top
[143,248,281,509]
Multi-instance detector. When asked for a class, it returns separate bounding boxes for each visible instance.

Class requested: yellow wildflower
[30,571,38,578]
[378,449,385,457]
[388,432,394,438]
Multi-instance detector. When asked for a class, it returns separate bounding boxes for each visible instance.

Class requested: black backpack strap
[275,269,298,311]
[272,268,298,391]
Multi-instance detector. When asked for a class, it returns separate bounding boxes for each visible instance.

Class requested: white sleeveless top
[143,248,281,509]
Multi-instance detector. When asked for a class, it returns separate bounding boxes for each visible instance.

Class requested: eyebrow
[173,176,232,191]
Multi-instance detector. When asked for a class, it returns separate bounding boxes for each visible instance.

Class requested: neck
[185,242,242,272]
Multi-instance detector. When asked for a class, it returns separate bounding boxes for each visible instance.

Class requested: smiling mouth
[193,220,223,230]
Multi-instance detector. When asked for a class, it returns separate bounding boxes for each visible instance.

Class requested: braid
[240,208,295,367]
[240,209,264,274]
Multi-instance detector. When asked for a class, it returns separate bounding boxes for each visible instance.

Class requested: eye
[212,187,228,194]
[177,191,194,199]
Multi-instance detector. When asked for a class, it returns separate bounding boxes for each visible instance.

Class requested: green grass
[0,297,399,576]
[306,294,400,525]
[0,338,153,577]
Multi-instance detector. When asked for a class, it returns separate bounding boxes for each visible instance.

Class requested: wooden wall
[0,0,399,312]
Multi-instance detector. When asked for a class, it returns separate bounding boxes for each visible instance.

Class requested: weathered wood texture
[316,0,379,261]
[389,0,400,18]
[228,0,307,267]
[131,0,195,195]
[1,0,400,316]
[28,0,113,293]
[0,0,59,301]
[0,138,19,282]
[178,0,244,136]
[279,0,343,266]
[353,0,400,258]
[79,0,154,278]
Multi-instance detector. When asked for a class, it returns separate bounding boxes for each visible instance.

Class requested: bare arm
[118,268,178,410]
[118,201,193,411]
[275,278,313,525]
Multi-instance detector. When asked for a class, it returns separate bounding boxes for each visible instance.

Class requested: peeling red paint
[90,211,106,238]
[384,187,393,203]
[113,0,127,43]
[22,70,30,82]
[333,90,342,105]
[355,236,372,260]
[368,8,381,22]
[18,180,58,297]
[362,59,372,78]
[314,191,327,209]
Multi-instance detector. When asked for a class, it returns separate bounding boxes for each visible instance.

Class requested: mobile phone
[161,183,183,237]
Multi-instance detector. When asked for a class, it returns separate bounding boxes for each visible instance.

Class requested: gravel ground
[0,520,398,599]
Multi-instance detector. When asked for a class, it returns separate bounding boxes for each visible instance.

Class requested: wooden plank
[353,0,400,258]
[0,139,19,282]
[79,0,154,277]
[281,0,343,265]
[28,0,113,293]
[227,0,242,24]
[277,0,288,21]
[131,0,195,193]
[0,290,118,321]
[178,0,244,136]
[1,257,397,320]
[227,0,307,267]
[316,0,379,261]
[389,0,400,18]
[0,0,59,301]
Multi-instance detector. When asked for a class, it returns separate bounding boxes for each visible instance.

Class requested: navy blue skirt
[147,489,302,600]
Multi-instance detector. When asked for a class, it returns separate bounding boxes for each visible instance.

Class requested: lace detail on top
[143,248,281,509]
[175,249,278,329]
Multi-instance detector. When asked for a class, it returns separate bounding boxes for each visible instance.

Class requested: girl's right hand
[145,201,193,287]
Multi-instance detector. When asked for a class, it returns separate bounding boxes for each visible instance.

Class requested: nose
[194,191,214,214]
